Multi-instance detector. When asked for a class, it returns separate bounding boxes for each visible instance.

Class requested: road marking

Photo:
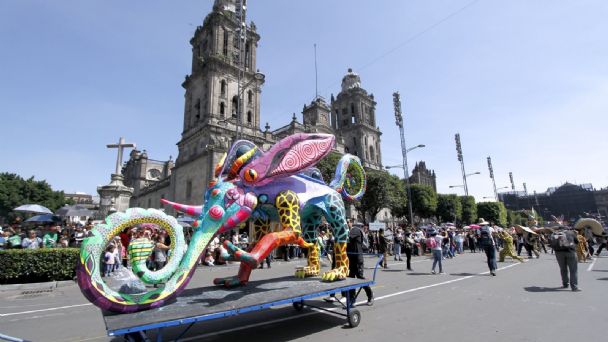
[175,262,521,341]
[0,303,93,317]
[587,257,597,271]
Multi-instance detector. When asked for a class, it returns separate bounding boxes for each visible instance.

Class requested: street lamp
[384,144,425,170]
[392,92,414,227]
[449,172,480,194]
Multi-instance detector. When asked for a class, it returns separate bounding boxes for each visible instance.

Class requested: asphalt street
[1,251,606,342]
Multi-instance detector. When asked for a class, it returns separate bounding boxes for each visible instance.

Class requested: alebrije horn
[160,199,202,217]
[215,153,227,178]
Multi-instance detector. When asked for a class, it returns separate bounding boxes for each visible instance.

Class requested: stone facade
[409,161,437,191]
[122,0,385,217]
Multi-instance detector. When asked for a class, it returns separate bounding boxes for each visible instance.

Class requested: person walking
[550,226,580,291]
[342,220,374,307]
[477,218,497,276]
[393,228,403,261]
[403,230,414,271]
[427,229,444,274]
[378,228,389,269]
[498,230,525,263]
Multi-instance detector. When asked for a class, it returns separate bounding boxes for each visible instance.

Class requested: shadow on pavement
[596,277,608,281]
[381,269,405,272]
[450,272,477,276]
[523,286,566,292]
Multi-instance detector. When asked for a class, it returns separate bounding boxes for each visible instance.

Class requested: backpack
[426,237,437,249]
[478,228,493,247]
[550,231,574,251]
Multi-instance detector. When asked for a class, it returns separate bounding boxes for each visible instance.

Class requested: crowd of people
[0,221,89,250]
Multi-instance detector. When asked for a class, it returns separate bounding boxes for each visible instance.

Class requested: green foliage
[356,170,397,223]
[0,173,70,222]
[436,194,462,223]
[387,174,408,220]
[460,196,477,225]
[316,152,343,185]
[408,183,437,220]
[477,201,507,226]
[507,209,523,227]
[0,248,79,284]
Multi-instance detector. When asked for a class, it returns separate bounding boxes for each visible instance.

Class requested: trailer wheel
[293,301,304,311]
[347,309,361,328]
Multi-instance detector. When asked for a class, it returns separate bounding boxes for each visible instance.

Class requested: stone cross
[107,137,136,175]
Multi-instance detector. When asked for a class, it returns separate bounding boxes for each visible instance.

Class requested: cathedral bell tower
[331,68,382,170]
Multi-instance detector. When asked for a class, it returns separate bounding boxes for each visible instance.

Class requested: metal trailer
[103,255,383,341]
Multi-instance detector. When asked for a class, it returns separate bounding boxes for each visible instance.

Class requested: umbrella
[468,224,480,229]
[14,204,53,214]
[25,214,62,223]
[56,205,94,217]
[177,216,194,228]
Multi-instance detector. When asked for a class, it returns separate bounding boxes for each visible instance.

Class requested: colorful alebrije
[78,133,366,314]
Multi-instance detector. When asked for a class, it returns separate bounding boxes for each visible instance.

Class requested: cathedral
[123,0,383,211]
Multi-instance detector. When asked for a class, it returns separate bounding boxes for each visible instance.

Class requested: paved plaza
[1,252,606,342]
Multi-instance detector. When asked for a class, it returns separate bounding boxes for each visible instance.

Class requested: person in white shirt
[427,229,444,274]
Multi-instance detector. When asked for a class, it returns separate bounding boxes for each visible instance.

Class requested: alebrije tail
[329,154,366,201]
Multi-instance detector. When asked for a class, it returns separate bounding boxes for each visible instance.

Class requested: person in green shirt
[7,227,23,249]
[43,225,60,248]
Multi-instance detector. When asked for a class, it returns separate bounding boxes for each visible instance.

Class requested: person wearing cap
[477,218,498,276]
[550,225,580,291]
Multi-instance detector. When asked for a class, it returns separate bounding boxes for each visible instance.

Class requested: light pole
[384,145,426,170]
[487,156,498,201]
[455,133,471,196]
[393,92,414,227]
[449,171,480,194]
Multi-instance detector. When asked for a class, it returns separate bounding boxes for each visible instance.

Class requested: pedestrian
[427,229,444,274]
[43,225,59,248]
[467,232,476,253]
[393,228,403,261]
[104,245,116,277]
[403,230,414,271]
[153,235,169,271]
[549,225,580,291]
[478,218,497,276]
[22,230,42,249]
[378,228,389,269]
[342,219,374,307]
[498,229,524,263]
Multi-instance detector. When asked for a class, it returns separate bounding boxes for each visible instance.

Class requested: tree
[476,201,507,227]
[407,183,437,220]
[387,175,408,221]
[316,152,343,185]
[0,173,70,221]
[507,209,523,227]
[356,170,396,223]
[460,196,477,225]
[436,194,462,223]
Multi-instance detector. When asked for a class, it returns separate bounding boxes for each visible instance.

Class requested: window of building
[351,103,355,114]
[220,80,227,97]
[147,198,151,208]
[245,43,251,69]
[351,115,356,124]
[231,96,238,118]
[370,146,375,162]
[186,180,192,200]
[247,111,252,124]
[195,99,201,119]
[247,90,253,105]
[220,102,225,117]
[222,29,228,55]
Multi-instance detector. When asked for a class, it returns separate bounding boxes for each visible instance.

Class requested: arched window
[220,80,227,97]
[231,96,238,118]
[370,145,375,162]
[351,103,355,114]
[247,90,253,105]
[222,29,228,55]
[220,102,225,117]
[247,111,252,124]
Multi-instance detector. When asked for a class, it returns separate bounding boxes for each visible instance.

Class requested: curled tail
[77,208,200,313]
[329,154,366,201]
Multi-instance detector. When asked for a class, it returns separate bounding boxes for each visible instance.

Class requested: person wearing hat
[549,225,580,291]
[477,218,498,276]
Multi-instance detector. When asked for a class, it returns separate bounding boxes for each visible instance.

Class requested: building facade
[409,161,436,191]
[122,0,384,216]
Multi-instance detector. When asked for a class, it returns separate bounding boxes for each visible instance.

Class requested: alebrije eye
[244,168,257,183]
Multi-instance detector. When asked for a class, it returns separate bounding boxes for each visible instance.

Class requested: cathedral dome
[341,68,361,92]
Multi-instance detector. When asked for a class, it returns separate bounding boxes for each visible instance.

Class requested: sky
[1,0,607,202]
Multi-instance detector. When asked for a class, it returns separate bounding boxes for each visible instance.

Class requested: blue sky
[1,0,607,201]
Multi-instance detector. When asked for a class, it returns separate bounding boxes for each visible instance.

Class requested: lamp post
[487,156,498,201]
[392,92,414,227]
[449,171,480,195]
[384,145,426,170]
